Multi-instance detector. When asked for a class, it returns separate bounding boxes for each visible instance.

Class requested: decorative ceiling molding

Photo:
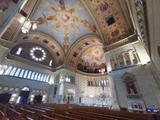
[83,0,134,46]
[80,0,105,43]
[66,35,104,70]
[104,34,138,51]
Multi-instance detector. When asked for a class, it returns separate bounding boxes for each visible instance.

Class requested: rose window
[30,47,46,61]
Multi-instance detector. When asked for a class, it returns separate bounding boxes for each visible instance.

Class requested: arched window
[37,73,41,81]
[110,58,117,69]
[43,74,47,82]
[46,75,50,82]
[23,70,29,78]
[10,43,55,68]
[132,51,140,64]
[34,73,38,80]
[21,87,30,91]
[15,68,21,77]
[4,66,12,75]
[31,72,35,80]
[27,71,32,79]
[40,74,44,81]
[118,55,124,67]
[10,67,17,76]
[19,69,25,78]
[16,48,22,55]
[49,60,53,66]
[125,53,131,65]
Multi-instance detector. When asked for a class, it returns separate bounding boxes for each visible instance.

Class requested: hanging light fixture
[18,15,38,33]
[21,19,32,33]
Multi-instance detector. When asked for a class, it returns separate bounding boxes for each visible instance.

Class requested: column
[105,52,112,72]
[47,74,55,103]
[105,51,120,109]
[122,53,127,66]
[108,74,120,110]
[47,84,55,103]
[128,51,134,65]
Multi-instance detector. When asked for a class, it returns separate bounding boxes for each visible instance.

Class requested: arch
[21,86,30,91]
[66,35,106,75]
[9,32,65,69]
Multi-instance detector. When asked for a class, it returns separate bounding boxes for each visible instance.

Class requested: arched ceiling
[66,35,106,73]
[14,32,65,68]
[31,0,98,52]
[84,0,134,45]
[0,0,135,75]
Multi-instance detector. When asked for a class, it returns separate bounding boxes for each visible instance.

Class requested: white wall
[105,41,160,109]
[111,63,160,108]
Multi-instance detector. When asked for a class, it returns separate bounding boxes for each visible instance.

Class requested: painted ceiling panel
[84,0,134,45]
[31,0,97,50]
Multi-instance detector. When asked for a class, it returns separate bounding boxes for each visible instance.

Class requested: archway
[33,94,43,104]
[16,87,30,104]
[0,92,11,104]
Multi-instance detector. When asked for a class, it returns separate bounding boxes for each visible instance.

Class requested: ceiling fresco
[81,46,105,66]
[0,0,135,74]
[31,0,97,52]
[66,35,104,70]
[76,44,107,74]
[84,0,134,45]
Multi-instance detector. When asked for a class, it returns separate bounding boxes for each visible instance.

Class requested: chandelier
[19,16,37,34]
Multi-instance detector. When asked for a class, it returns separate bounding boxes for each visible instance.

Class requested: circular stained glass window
[30,47,46,61]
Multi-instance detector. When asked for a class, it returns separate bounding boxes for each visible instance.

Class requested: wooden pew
[41,114,57,120]
[5,104,156,120]
[14,104,79,120]
[68,110,131,120]
[73,106,153,120]
[6,107,25,120]
[0,110,8,120]
[64,111,99,120]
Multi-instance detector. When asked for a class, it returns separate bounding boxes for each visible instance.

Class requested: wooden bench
[41,114,57,120]
[73,106,153,120]
[69,110,130,120]
[0,110,8,120]
[3,104,157,120]
[6,107,24,120]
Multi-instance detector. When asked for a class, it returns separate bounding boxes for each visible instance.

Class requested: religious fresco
[77,46,106,73]
[84,0,134,45]
[0,0,19,27]
[31,0,97,52]
[81,46,105,66]
[67,36,102,68]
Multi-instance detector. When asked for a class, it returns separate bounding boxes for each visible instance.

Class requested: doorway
[16,87,30,104]
[33,95,43,104]
[0,93,11,104]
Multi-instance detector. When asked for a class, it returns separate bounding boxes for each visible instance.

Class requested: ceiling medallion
[31,0,97,53]
[30,47,46,62]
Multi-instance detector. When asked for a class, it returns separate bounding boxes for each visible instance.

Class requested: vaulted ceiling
[0,0,135,75]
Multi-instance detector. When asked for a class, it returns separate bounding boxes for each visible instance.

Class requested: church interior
[0,0,160,119]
